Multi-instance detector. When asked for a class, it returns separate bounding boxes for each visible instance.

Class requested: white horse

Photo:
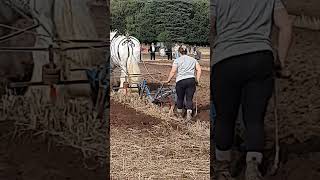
[110,31,141,92]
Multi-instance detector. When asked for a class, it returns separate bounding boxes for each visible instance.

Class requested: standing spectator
[140,46,143,62]
[148,43,156,60]
[166,44,173,60]
[195,49,202,61]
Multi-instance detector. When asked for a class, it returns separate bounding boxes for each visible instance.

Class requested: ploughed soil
[110,100,163,130]
[261,28,320,180]
[0,121,106,180]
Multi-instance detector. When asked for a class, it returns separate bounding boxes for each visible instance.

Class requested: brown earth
[110,100,163,129]
[260,28,320,180]
[110,98,210,179]
[0,1,108,179]
[0,121,106,180]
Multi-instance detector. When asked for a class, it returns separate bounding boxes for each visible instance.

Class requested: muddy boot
[176,108,183,119]
[215,160,234,180]
[186,109,192,122]
[215,149,235,180]
[245,153,263,180]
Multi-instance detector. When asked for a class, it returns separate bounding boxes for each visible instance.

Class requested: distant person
[148,43,156,60]
[184,45,188,54]
[174,43,180,59]
[164,46,202,121]
[195,49,201,61]
[140,46,143,62]
[210,0,292,180]
[193,45,197,56]
[166,44,173,60]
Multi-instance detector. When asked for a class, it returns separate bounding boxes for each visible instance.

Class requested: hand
[195,79,200,86]
[274,54,291,79]
[276,68,291,79]
[274,54,283,71]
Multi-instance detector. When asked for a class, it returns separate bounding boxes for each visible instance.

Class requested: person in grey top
[210,0,292,180]
[165,46,202,121]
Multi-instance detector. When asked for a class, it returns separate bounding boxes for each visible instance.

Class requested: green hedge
[111,0,209,45]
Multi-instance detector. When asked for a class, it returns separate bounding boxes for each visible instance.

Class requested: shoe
[186,109,192,121]
[214,160,234,180]
[230,150,246,177]
[176,109,183,119]
[245,157,263,180]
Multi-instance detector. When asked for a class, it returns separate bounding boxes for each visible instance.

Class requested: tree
[111,0,210,45]
[156,31,169,43]
[111,0,144,34]
[187,0,210,45]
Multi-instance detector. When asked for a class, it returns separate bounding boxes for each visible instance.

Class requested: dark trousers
[150,52,155,60]
[211,50,274,152]
[176,78,196,110]
[167,52,172,60]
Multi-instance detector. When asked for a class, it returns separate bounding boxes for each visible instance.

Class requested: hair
[178,46,187,55]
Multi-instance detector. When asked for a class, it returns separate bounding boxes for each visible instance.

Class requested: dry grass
[290,14,320,30]
[0,89,107,168]
[111,92,210,179]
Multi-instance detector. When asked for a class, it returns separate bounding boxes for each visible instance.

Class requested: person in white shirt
[164,46,202,121]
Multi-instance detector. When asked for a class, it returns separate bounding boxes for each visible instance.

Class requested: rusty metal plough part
[0,39,109,117]
[138,79,177,107]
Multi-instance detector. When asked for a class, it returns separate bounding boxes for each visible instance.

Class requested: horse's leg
[118,70,126,94]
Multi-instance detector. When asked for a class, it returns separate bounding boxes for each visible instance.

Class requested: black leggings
[167,52,172,60]
[176,78,196,110]
[211,50,274,152]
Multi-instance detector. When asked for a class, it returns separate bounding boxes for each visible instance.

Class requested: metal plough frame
[0,7,110,117]
[137,79,177,109]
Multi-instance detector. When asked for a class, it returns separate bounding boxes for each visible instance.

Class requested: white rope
[194,86,198,117]
[270,77,280,175]
[140,59,163,83]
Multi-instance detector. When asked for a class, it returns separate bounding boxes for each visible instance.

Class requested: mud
[110,100,163,130]
[0,121,106,180]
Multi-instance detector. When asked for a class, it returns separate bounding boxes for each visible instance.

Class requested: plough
[0,43,109,118]
[136,79,198,118]
[137,79,177,115]
[138,79,177,104]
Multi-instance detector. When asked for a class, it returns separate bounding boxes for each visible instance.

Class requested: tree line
[111,0,210,45]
